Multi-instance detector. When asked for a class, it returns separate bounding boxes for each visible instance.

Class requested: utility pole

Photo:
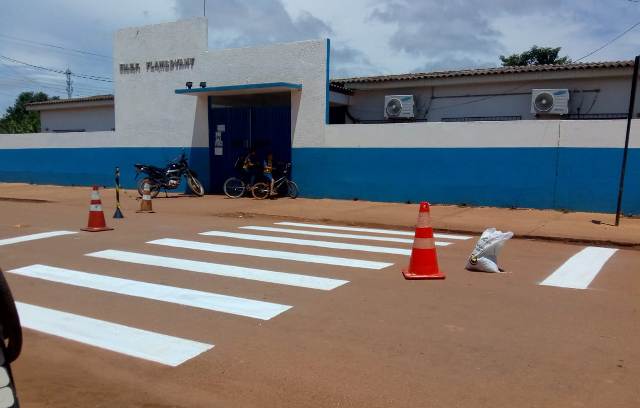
[203,0,206,16]
[64,68,73,99]
[614,55,639,226]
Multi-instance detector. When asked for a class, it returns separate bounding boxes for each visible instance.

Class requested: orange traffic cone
[402,202,445,280]
[81,186,113,232]
[137,182,154,213]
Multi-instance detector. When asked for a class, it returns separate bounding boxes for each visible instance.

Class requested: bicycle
[223,175,255,198]
[223,156,259,198]
[252,163,299,200]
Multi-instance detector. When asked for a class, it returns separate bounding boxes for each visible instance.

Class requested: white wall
[345,75,639,122]
[0,131,117,148]
[114,18,209,148]
[113,18,328,149]
[194,40,327,147]
[40,106,115,132]
[322,119,640,148]
[2,119,636,150]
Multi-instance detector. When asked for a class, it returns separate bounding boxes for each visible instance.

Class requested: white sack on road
[465,228,513,273]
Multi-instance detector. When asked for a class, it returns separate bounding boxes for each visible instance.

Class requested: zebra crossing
[7,221,469,367]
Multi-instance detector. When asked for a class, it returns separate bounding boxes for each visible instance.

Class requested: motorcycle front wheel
[187,174,205,196]
[137,178,161,198]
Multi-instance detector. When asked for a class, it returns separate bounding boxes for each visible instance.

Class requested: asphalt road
[0,198,638,408]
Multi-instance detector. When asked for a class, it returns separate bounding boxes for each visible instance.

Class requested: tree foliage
[0,91,58,134]
[500,46,571,67]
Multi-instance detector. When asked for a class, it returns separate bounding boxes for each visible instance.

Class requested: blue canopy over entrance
[175,82,302,96]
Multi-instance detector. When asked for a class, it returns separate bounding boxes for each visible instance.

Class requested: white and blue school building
[2,18,639,214]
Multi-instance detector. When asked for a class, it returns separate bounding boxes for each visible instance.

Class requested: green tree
[0,91,58,134]
[500,46,571,67]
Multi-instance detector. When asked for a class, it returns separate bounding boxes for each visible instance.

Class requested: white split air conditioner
[384,95,415,119]
[531,89,570,115]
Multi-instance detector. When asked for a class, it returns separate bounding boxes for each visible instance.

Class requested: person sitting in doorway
[242,149,258,185]
[263,152,275,196]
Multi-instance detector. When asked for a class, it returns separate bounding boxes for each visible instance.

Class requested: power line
[0,33,112,60]
[0,80,67,93]
[575,19,640,62]
[0,62,109,96]
[0,55,112,82]
[0,65,73,90]
[0,80,95,97]
[0,60,65,91]
[0,74,102,93]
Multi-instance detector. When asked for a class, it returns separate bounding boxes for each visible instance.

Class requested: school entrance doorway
[174,82,301,194]
[208,104,291,193]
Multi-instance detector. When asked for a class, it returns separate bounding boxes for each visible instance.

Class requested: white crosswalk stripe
[199,230,423,255]
[0,230,77,247]
[8,264,291,320]
[240,225,416,243]
[16,302,213,366]
[540,247,618,290]
[86,249,349,291]
[149,238,394,269]
[274,222,472,240]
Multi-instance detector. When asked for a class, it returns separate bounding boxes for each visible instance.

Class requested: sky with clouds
[1,0,639,112]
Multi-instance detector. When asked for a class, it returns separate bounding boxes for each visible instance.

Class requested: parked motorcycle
[134,152,205,197]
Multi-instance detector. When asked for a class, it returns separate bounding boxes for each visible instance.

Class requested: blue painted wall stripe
[292,147,640,214]
[0,147,210,191]
[0,146,637,214]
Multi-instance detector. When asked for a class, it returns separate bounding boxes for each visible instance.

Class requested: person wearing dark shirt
[242,150,258,185]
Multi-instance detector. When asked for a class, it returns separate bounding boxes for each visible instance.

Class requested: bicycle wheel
[252,182,271,200]
[286,181,299,199]
[223,177,246,198]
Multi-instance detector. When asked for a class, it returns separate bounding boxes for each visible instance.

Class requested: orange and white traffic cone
[137,182,154,213]
[402,202,445,280]
[81,186,113,232]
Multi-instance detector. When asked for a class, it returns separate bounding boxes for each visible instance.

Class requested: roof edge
[26,94,114,108]
[331,60,635,85]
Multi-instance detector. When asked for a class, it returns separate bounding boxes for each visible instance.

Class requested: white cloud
[1,0,639,113]
[175,0,331,48]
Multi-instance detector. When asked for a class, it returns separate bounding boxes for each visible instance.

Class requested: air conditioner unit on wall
[531,89,570,115]
[384,95,415,119]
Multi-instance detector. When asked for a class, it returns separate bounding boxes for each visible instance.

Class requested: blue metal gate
[208,106,291,193]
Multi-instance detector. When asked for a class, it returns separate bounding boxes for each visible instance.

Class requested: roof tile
[331,60,634,85]
[26,94,114,107]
